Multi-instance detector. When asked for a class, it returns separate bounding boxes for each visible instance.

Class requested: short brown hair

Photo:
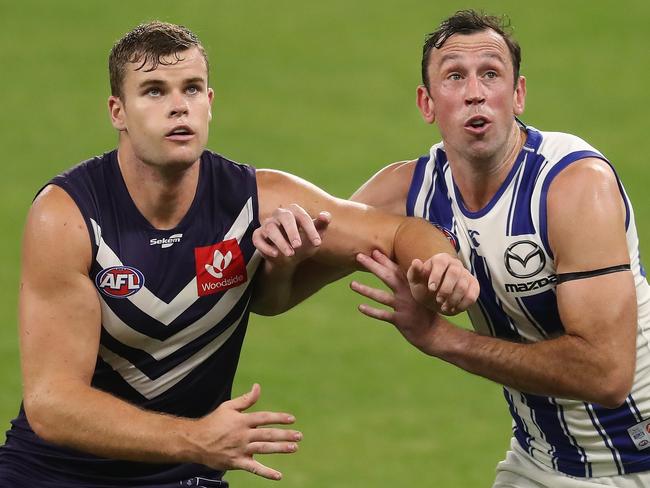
[109,21,209,97]
[421,10,521,90]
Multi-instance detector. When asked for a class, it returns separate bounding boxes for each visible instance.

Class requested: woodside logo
[194,239,247,296]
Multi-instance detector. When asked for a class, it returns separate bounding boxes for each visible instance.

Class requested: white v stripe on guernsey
[99,252,261,359]
[90,197,254,326]
[99,298,250,400]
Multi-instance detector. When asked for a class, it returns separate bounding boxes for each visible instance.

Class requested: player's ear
[207,87,214,122]
[416,85,436,124]
[108,96,126,131]
[513,76,526,116]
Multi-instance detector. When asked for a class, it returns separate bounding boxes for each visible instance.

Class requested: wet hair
[109,21,209,97]
[421,10,521,89]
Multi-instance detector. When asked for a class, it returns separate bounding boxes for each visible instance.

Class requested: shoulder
[546,157,626,261]
[25,185,92,273]
[30,185,89,238]
[350,160,417,214]
[547,157,620,207]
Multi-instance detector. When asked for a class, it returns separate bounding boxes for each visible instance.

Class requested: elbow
[23,393,55,442]
[23,389,66,444]
[592,367,634,409]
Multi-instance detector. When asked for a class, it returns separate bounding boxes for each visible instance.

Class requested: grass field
[1,1,649,486]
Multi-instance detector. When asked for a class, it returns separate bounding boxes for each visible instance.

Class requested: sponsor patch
[96,266,145,298]
[628,418,650,450]
[504,240,546,279]
[150,233,183,249]
[195,239,247,296]
[504,274,557,294]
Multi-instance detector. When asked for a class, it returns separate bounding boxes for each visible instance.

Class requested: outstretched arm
[251,169,472,315]
[351,158,637,408]
[21,186,301,481]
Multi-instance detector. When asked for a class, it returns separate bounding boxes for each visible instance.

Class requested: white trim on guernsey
[99,253,262,358]
[99,298,251,399]
[90,197,254,326]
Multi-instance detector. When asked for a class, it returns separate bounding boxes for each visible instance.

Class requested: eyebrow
[137,77,206,89]
[137,79,165,89]
[439,51,506,66]
[183,77,206,85]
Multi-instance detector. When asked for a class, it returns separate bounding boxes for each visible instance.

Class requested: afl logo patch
[504,241,546,279]
[434,224,460,252]
[95,266,145,298]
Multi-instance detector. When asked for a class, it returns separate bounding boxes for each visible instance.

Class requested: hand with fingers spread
[407,253,480,315]
[253,204,331,270]
[192,384,302,481]
[351,251,442,352]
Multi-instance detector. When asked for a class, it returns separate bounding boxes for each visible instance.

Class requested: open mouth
[465,116,490,130]
[166,125,195,137]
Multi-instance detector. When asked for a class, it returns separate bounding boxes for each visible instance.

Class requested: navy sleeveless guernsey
[0,150,262,486]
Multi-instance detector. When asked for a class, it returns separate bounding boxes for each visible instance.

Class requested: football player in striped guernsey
[335,9,650,488]
[0,21,478,488]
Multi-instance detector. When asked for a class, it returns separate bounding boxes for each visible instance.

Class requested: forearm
[424,318,631,407]
[25,379,202,464]
[251,260,350,315]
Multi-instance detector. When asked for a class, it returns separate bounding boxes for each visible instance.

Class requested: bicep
[20,186,101,400]
[548,159,635,350]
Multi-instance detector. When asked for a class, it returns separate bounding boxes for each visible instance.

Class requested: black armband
[556,264,631,285]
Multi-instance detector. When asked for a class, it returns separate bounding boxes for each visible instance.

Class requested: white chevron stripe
[100,252,262,359]
[90,197,255,326]
[99,298,250,400]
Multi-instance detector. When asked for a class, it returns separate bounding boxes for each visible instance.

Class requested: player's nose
[465,75,485,106]
[169,90,189,117]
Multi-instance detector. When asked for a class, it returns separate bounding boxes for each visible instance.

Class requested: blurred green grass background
[0,1,648,486]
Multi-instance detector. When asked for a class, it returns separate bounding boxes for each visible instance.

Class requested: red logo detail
[95,266,145,298]
[645,424,650,435]
[195,239,247,296]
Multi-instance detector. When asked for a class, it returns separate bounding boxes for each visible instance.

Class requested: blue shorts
[0,464,228,488]
[0,448,228,488]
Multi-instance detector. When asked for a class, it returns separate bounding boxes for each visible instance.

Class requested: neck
[116,142,201,230]
[448,123,525,212]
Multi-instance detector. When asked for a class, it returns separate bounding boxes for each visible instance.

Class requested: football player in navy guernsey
[317,9,649,488]
[0,21,480,488]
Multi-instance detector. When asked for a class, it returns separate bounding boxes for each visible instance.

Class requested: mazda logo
[504,241,546,279]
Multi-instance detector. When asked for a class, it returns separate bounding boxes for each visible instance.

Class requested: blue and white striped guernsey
[0,149,261,486]
[407,125,650,477]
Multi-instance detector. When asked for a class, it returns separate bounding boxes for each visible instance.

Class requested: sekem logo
[195,239,247,296]
[96,266,145,298]
[150,233,183,249]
